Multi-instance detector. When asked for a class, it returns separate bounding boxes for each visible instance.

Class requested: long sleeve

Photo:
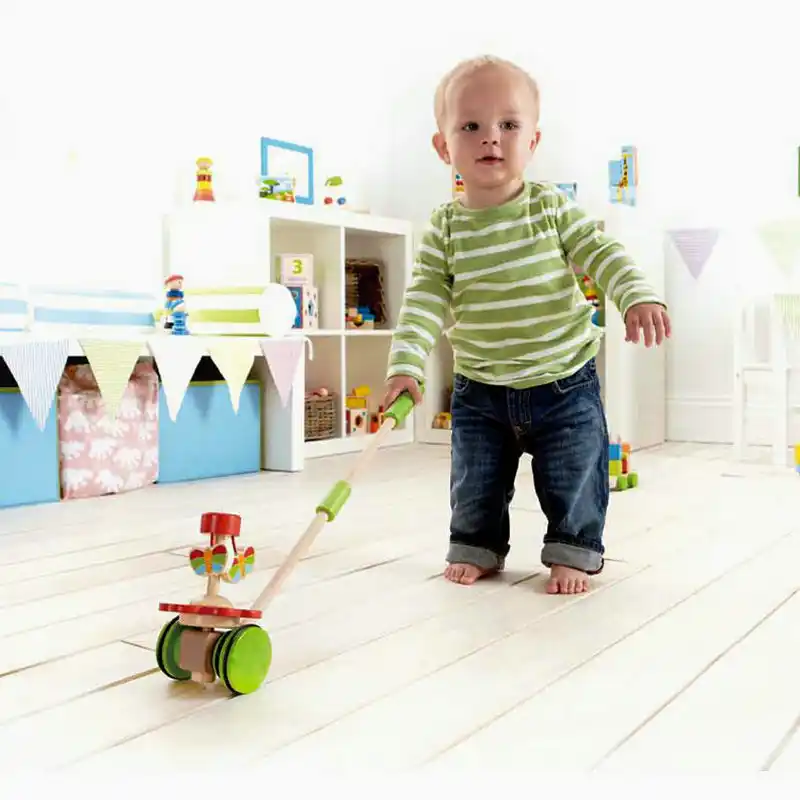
[386,209,452,383]
[554,191,665,320]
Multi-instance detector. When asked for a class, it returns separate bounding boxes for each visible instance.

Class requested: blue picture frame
[260,137,315,205]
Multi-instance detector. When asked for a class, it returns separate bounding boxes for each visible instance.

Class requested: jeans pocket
[552,359,597,396]
[453,373,471,395]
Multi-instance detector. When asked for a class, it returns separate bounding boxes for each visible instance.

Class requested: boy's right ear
[432,132,450,165]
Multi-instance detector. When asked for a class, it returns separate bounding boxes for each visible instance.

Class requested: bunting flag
[77,339,143,421]
[259,337,305,407]
[666,228,720,279]
[0,338,70,430]
[757,219,800,274]
[146,335,206,422]
[205,337,256,413]
[774,294,800,339]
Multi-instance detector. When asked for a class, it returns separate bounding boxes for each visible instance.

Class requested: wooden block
[277,253,314,285]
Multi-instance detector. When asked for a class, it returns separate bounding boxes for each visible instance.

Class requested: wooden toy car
[155,511,272,696]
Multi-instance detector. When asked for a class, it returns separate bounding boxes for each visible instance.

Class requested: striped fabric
[183,286,269,336]
[0,338,71,430]
[0,283,30,332]
[388,181,664,388]
[29,286,157,337]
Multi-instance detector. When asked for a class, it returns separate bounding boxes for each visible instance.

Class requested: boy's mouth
[477,155,503,164]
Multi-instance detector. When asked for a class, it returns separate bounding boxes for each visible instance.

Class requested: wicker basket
[305,393,337,441]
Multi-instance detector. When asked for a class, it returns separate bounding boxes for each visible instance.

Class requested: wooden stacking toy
[155,390,418,696]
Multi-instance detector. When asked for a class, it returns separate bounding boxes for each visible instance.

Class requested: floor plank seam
[424,529,800,767]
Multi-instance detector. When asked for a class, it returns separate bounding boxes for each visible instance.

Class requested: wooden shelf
[164,201,415,463]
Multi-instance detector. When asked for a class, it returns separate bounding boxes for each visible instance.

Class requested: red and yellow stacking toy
[155,390,418,696]
[193,157,215,202]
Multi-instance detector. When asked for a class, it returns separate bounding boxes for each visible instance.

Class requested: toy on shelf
[578,274,601,326]
[345,306,375,330]
[276,253,319,330]
[608,145,638,206]
[323,176,346,207]
[163,274,190,335]
[453,169,465,198]
[259,175,296,202]
[345,385,385,434]
[155,512,271,695]
[609,437,638,491]
[193,157,215,202]
[432,411,452,430]
[345,259,385,328]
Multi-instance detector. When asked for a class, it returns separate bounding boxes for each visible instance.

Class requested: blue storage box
[0,388,60,509]
[157,380,262,484]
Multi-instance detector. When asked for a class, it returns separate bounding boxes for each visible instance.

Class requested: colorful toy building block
[794,444,800,474]
[155,512,272,696]
[193,157,215,202]
[287,284,318,329]
[277,253,314,286]
[609,437,638,491]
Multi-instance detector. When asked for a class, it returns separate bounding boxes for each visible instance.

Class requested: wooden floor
[2,441,800,773]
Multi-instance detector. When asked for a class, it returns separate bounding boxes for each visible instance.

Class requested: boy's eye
[500,120,519,130]
[461,122,479,132]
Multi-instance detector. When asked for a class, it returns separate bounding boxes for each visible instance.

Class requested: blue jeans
[447,357,608,574]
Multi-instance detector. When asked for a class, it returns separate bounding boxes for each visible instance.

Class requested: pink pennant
[667,228,720,279]
[259,337,304,407]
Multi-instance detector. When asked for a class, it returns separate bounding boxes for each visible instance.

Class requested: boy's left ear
[530,128,541,152]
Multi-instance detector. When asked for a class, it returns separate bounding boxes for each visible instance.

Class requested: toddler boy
[383,55,670,594]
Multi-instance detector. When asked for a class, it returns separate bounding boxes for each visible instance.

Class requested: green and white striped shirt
[387,181,663,388]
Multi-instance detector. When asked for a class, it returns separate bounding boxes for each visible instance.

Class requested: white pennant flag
[146,336,206,422]
[0,339,70,430]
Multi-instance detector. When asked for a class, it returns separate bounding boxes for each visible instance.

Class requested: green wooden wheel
[616,475,629,491]
[217,624,272,696]
[155,615,191,681]
[628,472,639,488]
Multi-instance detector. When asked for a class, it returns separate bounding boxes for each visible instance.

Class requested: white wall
[2,0,798,443]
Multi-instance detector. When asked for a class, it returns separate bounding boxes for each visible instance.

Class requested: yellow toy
[193,157,215,202]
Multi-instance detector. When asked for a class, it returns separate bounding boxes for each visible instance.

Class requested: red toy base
[159,601,263,620]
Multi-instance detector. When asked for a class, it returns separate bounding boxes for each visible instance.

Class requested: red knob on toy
[199,512,242,537]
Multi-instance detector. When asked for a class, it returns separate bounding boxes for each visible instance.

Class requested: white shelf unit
[164,201,416,464]
[415,204,667,452]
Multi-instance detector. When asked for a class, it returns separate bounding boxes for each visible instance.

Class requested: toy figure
[193,157,215,202]
[164,274,189,335]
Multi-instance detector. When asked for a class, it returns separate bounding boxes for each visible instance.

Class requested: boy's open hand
[624,303,671,347]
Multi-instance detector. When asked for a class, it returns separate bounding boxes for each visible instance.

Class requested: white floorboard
[1,442,799,774]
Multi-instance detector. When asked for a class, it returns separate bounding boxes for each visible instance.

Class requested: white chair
[732,293,800,466]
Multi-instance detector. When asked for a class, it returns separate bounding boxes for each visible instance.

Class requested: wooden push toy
[609,437,638,491]
[155,390,418,696]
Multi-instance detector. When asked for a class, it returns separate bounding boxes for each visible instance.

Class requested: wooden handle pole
[251,416,398,613]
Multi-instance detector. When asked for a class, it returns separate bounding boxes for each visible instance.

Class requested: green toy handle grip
[384,387,422,426]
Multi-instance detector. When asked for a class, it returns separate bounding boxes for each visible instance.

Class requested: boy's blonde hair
[433,55,541,130]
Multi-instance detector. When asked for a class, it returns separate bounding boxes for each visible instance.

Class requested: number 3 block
[276,253,314,286]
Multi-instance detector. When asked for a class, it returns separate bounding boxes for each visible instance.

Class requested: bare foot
[546,565,590,595]
[444,563,496,585]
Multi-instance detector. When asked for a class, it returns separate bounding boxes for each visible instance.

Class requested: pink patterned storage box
[58,362,159,500]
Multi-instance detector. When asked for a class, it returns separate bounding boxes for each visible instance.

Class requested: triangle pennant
[78,339,143,421]
[259,337,304,407]
[205,338,255,413]
[0,339,70,430]
[146,336,206,422]
[757,219,800,274]
[774,293,800,339]
[667,228,720,279]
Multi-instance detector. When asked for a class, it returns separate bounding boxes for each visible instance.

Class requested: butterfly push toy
[154,391,416,696]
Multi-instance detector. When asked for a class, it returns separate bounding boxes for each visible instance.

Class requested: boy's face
[433,65,540,204]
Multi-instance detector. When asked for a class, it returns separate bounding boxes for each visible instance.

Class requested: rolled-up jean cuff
[446,543,505,572]
[541,542,604,575]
